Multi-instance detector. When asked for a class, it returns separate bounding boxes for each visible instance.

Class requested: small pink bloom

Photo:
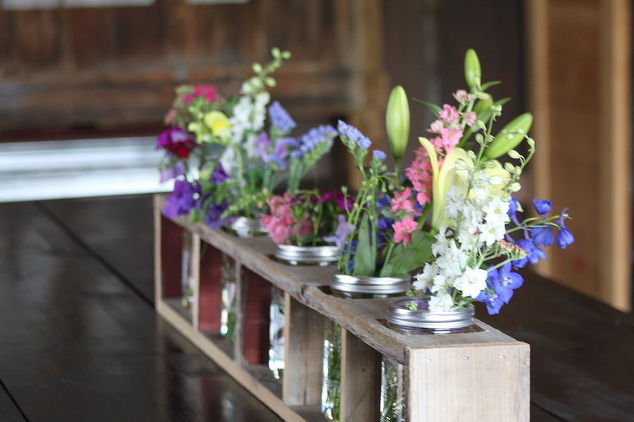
[463,111,477,126]
[439,104,459,123]
[393,218,418,246]
[391,188,415,213]
[453,90,472,103]
[291,218,313,238]
[439,127,462,149]
[429,119,444,134]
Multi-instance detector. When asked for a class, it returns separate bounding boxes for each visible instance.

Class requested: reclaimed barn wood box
[154,195,530,422]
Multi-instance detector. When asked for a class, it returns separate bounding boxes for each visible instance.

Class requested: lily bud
[385,85,410,160]
[464,49,481,90]
[485,113,533,159]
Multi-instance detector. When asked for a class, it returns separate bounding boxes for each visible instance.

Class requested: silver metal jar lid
[388,298,474,330]
[331,273,410,294]
[275,244,339,266]
[225,217,267,238]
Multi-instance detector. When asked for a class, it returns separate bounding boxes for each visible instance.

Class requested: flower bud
[385,85,410,160]
[485,113,533,159]
[464,49,481,90]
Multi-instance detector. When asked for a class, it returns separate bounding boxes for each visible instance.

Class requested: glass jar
[181,231,195,310]
[268,286,285,379]
[380,357,407,422]
[321,320,341,421]
[220,254,238,342]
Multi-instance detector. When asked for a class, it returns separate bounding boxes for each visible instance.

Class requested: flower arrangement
[334,49,574,315]
[261,190,352,247]
[157,48,336,229]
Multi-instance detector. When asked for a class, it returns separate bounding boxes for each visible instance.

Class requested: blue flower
[378,217,394,231]
[513,238,546,268]
[293,125,336,158]
[532,196,552,217]
[556,209,574,249]
[376,194,391,211]
[337,120,372,149]
[488,263,523,304]
[476,289,504,315]
[372,150,387,161]
[268,101,296,133]
[508,197,519,219]
[531,225,554,247]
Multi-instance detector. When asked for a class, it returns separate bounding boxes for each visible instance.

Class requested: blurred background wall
[0,0,630,311]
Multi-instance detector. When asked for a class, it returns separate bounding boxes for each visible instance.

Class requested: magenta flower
[182,85,219,104]
[393,218,417,246]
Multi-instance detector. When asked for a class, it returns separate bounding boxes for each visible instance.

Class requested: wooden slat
[527,0,631,311]
[598,0,631,311]
[408,344,530,421]
[242,268,273,366]
[282,294,325,407]
[198,243,224,332]
[340,329,381,422]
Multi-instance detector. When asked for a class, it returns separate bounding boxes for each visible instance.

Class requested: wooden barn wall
[0,0,370,140]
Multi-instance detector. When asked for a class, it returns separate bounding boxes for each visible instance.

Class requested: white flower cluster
[413,169,510,312]
[229,91,271,153]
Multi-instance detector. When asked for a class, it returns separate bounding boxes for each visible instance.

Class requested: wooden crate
[154,195,530,422]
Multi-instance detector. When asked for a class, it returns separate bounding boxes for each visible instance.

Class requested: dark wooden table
[0,195,632,421]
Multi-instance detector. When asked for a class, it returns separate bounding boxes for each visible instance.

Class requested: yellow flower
[204,111,232,140]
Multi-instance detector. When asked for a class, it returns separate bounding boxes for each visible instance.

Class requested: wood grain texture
[408,344,530,422]
[527,0,631,311]
[340,329,381,422]
[283,294,325,407]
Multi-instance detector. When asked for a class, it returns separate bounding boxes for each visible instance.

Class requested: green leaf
[352,214,376,276]
[480,80,501,91]
[412,98,442,117]
[379,231,434,277]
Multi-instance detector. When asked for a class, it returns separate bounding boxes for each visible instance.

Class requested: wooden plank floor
[0,198,281,422]
[1,194,632,421]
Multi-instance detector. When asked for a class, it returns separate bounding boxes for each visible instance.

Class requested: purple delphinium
[162,180,199,219]
[268,101,297,133]
[160,161,186,183]
[323,215,355,249]
[209,164,229,184]
[205,200,229,229]
[337,120,372,149]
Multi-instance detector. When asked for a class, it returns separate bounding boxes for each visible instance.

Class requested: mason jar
[268,286,285,379]
[321,319,341,421]
[220,254,238,341]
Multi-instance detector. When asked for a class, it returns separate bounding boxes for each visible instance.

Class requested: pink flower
[182,85,220,104]
[391,188,416,213]
[463,111,477,126]
[429,119,444,134]
[453,90,472,103]
[405,147,434,206]
[393,218,417,246]
[291,217,313,238]
[439,104,459,122]
[439,127,462,149]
